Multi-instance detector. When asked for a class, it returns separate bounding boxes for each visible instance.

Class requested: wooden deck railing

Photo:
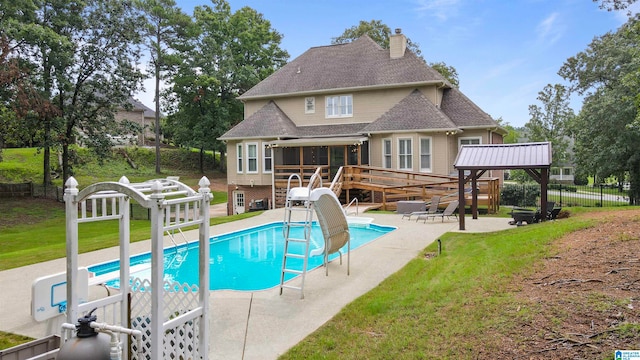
[340,165,500,212]
[272,165,500,213]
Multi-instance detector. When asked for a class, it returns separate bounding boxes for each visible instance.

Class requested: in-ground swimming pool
[88,221,396,291]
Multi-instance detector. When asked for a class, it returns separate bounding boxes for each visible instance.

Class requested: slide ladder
[279,170,322,299]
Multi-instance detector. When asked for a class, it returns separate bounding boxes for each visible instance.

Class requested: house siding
[114,109,144,144]
[243,86,439,128]
[369,132,455,174]
[226,139,275,187]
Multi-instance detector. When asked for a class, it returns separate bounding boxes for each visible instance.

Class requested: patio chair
[547,207,561,220]
[402,196,440,221]
[423,200,459,223]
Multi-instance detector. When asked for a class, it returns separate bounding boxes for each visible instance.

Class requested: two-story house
[113,98,158,146]
[219,29,505,215]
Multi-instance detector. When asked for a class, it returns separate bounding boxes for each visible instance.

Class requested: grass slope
[281,215,595,359]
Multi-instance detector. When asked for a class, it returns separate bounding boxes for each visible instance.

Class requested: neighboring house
[517,128,575,183]
[113,98,158,146]
[219,29,505,215]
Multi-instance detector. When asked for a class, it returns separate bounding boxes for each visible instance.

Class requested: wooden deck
[273,165,501,213]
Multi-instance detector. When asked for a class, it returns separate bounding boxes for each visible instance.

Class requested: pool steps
[88,263,151,286]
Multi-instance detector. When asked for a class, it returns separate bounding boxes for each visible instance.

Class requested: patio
[0,208,512,359]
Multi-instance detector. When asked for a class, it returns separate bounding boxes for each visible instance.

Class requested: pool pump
[57,309,111,360]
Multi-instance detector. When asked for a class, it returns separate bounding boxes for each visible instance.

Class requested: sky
[135,0,638,128]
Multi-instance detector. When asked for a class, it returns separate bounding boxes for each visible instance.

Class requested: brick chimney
[389,28,406,59]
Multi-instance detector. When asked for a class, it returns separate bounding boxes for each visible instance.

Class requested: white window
[263,144,272,173]
[247,143,258,173]
[325,95,353,118]
[398,138,412,170]
[382,138,392,169]
[459,137,481,147]
[236,144,243,173]
[305,97,315,114]
[419,137,432,172]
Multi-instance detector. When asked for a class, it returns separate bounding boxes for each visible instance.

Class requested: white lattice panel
[129,277,202,360]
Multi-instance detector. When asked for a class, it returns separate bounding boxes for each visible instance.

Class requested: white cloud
[536,12,564,46]
[483,58,526,81]
[413,0,461,21]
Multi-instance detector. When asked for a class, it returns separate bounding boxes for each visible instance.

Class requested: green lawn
[281,211,597,359]
[0,147,234,271]
[0,148,634,356]
[0,196,252,271]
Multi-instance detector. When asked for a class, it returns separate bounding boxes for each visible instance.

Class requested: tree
[524,84,574,166]
[9,0,147,183]
[166,0,288,171]
[1,0,70,184]
[137,0,195,174]
[430,62,459,88]
[332,20,459,87]
[595,0,638,13]
[560,16,640,203]
[494,117,520,144]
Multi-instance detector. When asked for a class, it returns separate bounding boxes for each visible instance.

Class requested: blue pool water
[88,221,395,291]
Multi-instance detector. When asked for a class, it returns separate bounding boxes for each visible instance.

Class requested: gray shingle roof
[239,35,446,99]
[127,98,157,118]
[220,34,502,141]
[441,87,496,127]
[361,89,457,133]
[218,101,298,140]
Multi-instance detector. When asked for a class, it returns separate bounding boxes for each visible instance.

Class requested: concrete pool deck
[0,207,513,359]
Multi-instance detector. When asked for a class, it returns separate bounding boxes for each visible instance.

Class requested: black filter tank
[56,309,111,360]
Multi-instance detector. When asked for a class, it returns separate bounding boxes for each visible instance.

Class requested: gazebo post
[458,169,466,230]
[540,167,549,222]
[471,172,478,220]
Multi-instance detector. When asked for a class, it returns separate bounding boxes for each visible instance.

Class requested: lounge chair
[423,200,459,222]
[309,187,350,276]
[402,196,441,221]
[547,207,561,220]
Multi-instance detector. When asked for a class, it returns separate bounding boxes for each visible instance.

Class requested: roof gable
[218,101,298,140]
[239,35,447,99]
[441,87,496,127]
[361,89,457,133]
[126,98,157,118]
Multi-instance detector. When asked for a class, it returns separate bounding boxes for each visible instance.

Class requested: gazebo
[454,142,553,230]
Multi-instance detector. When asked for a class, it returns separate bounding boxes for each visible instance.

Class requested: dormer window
[326,95,353,118]
[305,97,315,114]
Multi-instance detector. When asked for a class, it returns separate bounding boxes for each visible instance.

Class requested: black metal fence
[501,183,632,208]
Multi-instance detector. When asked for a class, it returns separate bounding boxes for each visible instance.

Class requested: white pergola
[63,176,211,359]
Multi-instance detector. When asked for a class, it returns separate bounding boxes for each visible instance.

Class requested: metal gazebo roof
[453,142,553,230]
[454,142,552,170]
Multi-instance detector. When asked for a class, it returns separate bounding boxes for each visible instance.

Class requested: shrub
[549,183,577,192]
[500,183,540,207]
[574,171,589,186]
